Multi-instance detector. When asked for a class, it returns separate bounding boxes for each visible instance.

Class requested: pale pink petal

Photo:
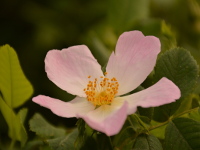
[45,45,103,97]
[106,31,161,96]
[78,99,128,136]
[122,77,181,115]
[32,95,95,118]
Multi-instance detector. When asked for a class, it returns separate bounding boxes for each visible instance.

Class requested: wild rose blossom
[33,31,180,136]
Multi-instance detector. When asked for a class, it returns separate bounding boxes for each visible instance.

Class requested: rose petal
[45,45,103,97]
[123,77,181,115]
[78,99,128,136]
[106,31,161,95]
[32,95,95,117]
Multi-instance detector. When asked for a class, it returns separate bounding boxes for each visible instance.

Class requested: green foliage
[29,113,66,138]
[164,117,200,150]
[137,107,154,120]
[149,121,167,139]
[47,129,78,150]
[75,119,96,149]
[0,45,33,108]
[155,48,199,99]
[0,44,33,147]
[113,125,136,149]
[153,48,199,122]
[133,134,163,150]
[0,97,27,146]
[112,114,151,150]
[188,108,200,122]
[29,113,79,150]
[75,119,112,150]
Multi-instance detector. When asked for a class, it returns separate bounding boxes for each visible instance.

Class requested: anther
[84,75,119,106]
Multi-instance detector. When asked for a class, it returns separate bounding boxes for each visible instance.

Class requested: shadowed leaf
[153,48,199,122]
[164,117,200,150]
[0,97,27,146]
[29,113,66,138]
[133,134,163,150]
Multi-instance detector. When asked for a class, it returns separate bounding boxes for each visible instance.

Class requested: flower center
[84,72,119,106]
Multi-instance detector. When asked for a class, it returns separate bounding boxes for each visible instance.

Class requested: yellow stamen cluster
[84,73,119,106]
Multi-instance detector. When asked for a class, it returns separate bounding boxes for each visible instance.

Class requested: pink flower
[33,31,180,136]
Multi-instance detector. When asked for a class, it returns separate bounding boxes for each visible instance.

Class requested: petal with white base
[123,77,181,115]
[79,98,128,136]
[33,95,95,118]
[106,31,161,96]
[45,45,103,97]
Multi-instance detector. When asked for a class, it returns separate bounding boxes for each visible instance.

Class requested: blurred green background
[1,0,200,144]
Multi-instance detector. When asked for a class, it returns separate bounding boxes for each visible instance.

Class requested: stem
[172,107,199,118]
[128,116,134,127]
[134,114,149,132]
[149,107,199,131]
[149,120,169,131]
[9,140,15,150]
[108,136,113,149]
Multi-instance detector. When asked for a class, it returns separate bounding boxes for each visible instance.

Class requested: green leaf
[150,120,167,139]
[174,95,193,115]
[164,117,200,150]
[137,107,154,120]
[74,119,86,149]
[133,134,163,150]
[111,114,150,150]
[153,48,199,122]
[21,140,45,150]
[188,107,200,122]
[0,44,33,108]
[29,113,66,138]
[18,108,28,124]
[155,48,199,98]
[0,96,27,146]
[47,129,78,150]
[113,115,147,150]
[113,125,135,150]
[75,119,95,149]
[128,114,149,133]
